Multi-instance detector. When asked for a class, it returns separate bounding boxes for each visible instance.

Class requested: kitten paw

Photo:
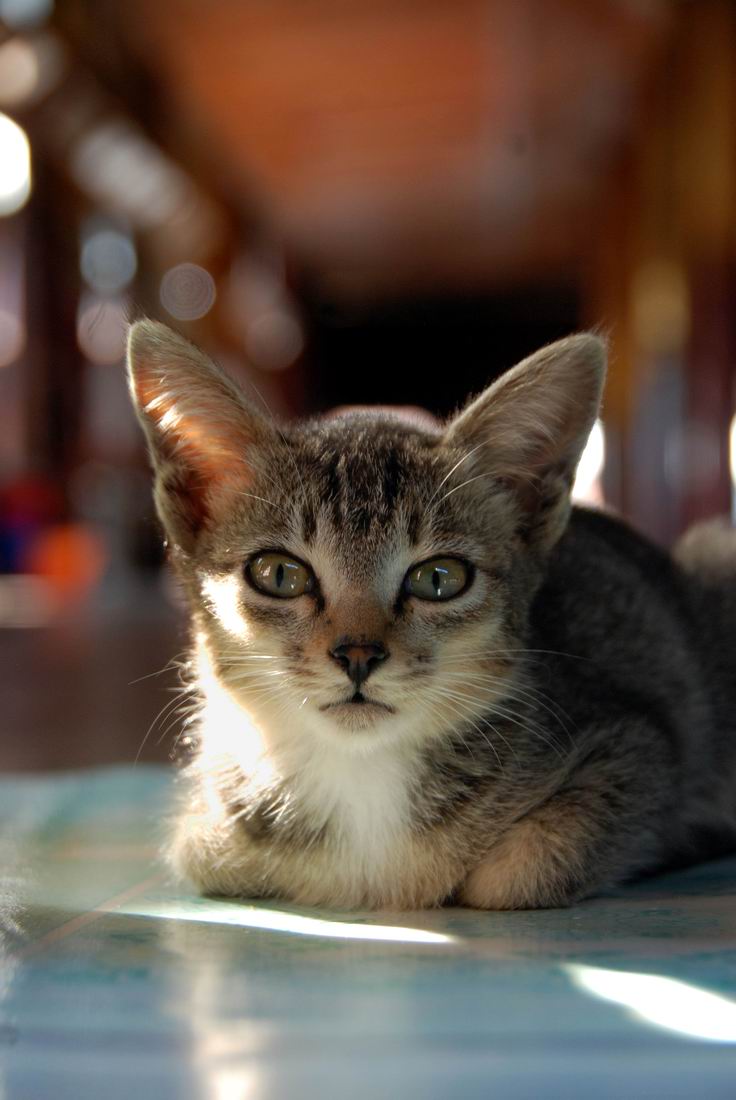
[458,813,585,910]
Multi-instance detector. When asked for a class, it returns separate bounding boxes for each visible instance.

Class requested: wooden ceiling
[115,0,669,296]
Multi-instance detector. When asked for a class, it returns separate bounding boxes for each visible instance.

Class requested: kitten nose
[329,641,388,690]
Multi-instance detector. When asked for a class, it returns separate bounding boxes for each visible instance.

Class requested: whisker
[155,699,200,747]
[230,490,290,517]
[226,670,287,684]
[129,651,188,685]
[434,689,521,765]
[485,704,565,761]
[135,686,194,764]
[217,654,281,662]
[432,472,498,510]
[442,648,590,663]
[429,695,492,766]
[427,442,486,507]
[459,673,576,738]
[433,677,547,739]
[421,687,505,772]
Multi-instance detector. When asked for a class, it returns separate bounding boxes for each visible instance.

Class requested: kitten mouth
[320,693,395,714]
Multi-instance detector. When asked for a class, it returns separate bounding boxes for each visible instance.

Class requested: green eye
[404,557,470,601]
[247,553,315,598]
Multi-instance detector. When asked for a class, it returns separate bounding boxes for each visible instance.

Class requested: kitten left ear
[443,333,606,549]
[127,319,270,551]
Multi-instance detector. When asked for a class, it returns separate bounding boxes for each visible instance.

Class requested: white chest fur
[191,664,440,906]
[178,706,460,908]
[295,742,414,870]
[264,738,430,908]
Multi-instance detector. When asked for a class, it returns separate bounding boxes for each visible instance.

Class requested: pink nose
[329,641,388,691]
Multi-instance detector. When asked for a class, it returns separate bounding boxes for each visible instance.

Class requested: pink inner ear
[135,369,255,487]
[133,369,260,546]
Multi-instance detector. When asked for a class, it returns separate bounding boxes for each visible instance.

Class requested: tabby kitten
[127,320,736,910]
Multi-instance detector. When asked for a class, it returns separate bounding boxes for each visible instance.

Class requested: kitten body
[128,322,736,909]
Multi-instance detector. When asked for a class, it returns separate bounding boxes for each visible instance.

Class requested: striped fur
[128,321,736,910]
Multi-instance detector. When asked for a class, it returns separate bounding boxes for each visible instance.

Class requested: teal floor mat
[2,766,736,1098]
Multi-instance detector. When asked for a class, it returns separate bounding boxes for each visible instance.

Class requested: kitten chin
[129,321,736,911]
[319,698,397,731]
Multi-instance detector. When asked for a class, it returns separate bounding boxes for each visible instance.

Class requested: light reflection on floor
[3,766,736,1099]
[567,963,736,1043]
[120,897,457,944]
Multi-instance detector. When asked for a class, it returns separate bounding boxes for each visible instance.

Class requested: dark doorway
[301,283,580,417]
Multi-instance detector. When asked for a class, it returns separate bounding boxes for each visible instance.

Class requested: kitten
[127,320,736,910]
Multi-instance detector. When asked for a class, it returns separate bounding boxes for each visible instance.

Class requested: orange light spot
[25,523,107,604]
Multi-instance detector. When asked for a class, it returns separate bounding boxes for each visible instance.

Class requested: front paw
[168,811,268,898]
[458,813,587,910]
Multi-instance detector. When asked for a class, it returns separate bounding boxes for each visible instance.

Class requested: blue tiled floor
[2,767,736,1098]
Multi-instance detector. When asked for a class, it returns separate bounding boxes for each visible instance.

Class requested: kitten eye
[246,553,315,598]
[404,557,470,601]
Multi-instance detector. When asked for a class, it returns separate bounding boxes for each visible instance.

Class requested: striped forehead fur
[291,414,442,544]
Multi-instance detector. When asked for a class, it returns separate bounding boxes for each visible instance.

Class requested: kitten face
[127,321,605,756]
[195,415,521,747]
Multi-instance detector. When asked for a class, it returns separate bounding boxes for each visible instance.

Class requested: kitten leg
[458,755,670,910]
[168,800,273,899]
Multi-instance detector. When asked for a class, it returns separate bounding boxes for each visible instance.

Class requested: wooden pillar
[25,159,84,498]
[587,0,736,544]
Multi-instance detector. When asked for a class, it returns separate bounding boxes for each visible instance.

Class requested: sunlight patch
[566,963,736,1043]
[123,897,456,944]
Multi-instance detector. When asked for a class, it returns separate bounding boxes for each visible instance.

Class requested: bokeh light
[665,422,722,496]
[0,216,25,366]
[80,222,137,294]
[160,262,216,321]
[76,293,128,365]
[0,38,39,107]
[0,112,31,216]
[632,260,690,356]
[245,307,304,371]
[0,309,25,367]
[0,0,53,29]
[226,255,304,371]
[25,522,107,606]
[0,33,65,109]
[71,121,193,230]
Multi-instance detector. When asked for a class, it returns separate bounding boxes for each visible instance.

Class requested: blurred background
[1,0,734,769]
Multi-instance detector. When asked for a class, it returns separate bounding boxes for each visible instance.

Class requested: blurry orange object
[25,523,107,605]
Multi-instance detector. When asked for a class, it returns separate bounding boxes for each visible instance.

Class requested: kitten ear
[127,319,269,551]
[444,334,606,549]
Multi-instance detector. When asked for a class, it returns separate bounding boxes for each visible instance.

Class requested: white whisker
[231,490,290,517]
[427,442,486,507]
[432,472,498,510]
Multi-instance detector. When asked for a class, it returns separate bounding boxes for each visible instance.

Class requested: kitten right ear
[443,334,606,550]
[127,320,268,551]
